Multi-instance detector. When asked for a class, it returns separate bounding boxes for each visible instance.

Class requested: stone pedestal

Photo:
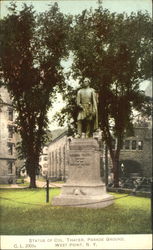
[52,138,114,208]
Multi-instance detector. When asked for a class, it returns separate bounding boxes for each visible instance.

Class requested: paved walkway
[0,179,64,189]
[36,180,63,188]
[0,184,25,189]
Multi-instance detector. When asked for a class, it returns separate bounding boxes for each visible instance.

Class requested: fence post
[46,177,49,203]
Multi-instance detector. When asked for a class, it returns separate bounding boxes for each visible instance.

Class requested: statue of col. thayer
[76,78,98,138]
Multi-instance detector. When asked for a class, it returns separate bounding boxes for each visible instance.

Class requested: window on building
[44,147,48,153]
[8,109,13,121]
[7,143,13,155]
[44,156,48,161]
[132,140,137,150]
[125,140,130,150]
[8,125,14,138]
[138,140,143,150]
[39,157,41,162]
[121,141,124,150]
[43,171,47,176]
[8,161,13,174]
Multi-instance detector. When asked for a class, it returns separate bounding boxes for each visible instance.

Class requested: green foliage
[70,7,152,130]
[0,3,71,187]
[0,189,151,235]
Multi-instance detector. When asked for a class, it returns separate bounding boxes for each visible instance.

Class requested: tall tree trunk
[102,122,122,188]
[29,172,37,188]
[105,144,108,187]
[27,160,37,188]
[112,156,120,188]
[107,139,121,188]
[112,136,122,188]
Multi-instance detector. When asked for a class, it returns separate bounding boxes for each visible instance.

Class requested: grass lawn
[0,188,151,235]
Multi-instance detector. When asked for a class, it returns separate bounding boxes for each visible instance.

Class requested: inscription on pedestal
[69,152,91,168]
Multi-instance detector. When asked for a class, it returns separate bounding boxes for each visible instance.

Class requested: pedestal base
[52,189,113,208]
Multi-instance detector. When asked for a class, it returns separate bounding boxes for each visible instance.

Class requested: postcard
[0,1,152,249]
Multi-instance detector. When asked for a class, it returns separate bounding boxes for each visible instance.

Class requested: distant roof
[47,127,68,146]
[0,86,13,106]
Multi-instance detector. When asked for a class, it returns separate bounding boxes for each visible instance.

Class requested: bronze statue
[76,78,98,138]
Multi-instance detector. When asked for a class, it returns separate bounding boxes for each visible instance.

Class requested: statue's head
[82,78,90,88]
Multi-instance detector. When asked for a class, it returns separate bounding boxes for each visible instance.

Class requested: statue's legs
[77,120,82,137]
[77,119,92,138]
[86,120,91,138]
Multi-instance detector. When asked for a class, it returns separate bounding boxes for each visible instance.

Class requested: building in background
[107,122,152,179]
[47,128,70,181]
[119,121,152,178]
[0,87,16,183]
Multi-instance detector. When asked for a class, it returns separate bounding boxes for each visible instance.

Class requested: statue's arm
[92,90,98,111]
[77,90,80,105]
[92,89,99,130]
[77,90,83,109]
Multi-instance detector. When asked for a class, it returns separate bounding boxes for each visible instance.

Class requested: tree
[0,2,71,187]
[58,6,152,187]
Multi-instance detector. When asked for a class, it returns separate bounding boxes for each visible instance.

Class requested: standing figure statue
[76,78,98,138]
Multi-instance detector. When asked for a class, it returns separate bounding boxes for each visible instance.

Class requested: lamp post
[121,163,125,176]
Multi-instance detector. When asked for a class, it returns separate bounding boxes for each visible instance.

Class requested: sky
[1,0,152,130]
[1,0,152,17]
